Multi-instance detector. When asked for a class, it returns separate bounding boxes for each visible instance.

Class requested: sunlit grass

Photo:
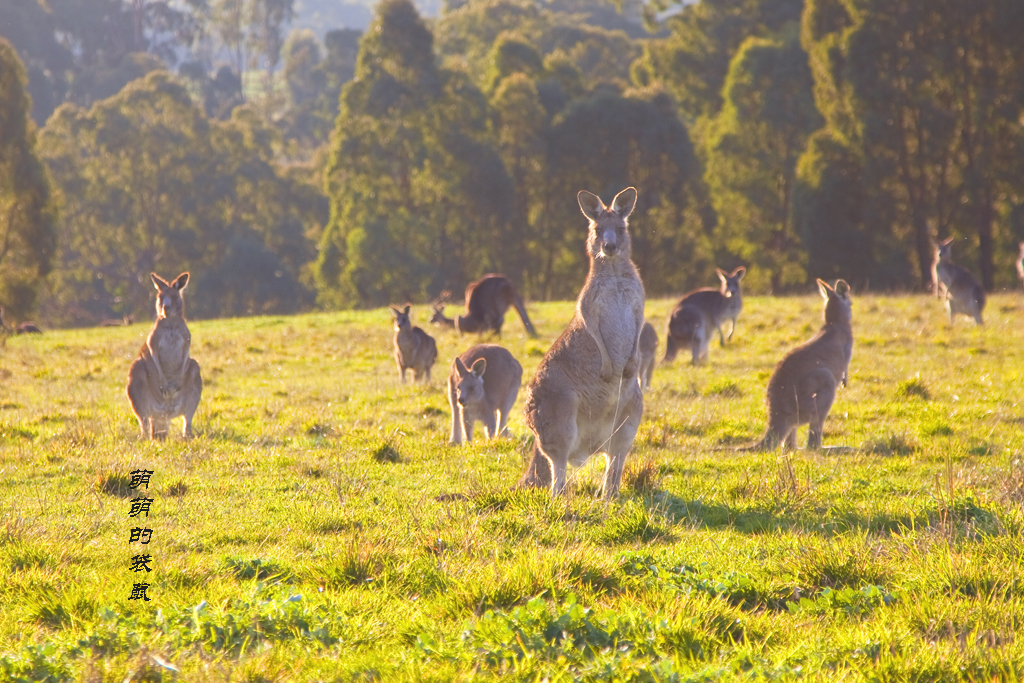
[1,293,1022,679]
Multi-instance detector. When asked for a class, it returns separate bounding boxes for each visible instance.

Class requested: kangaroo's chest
[152,322,190,374]
[593,281,643,369]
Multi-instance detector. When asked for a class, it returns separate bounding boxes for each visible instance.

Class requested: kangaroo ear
[611,187,637,217]
[577,191,605,222]
[403,304,411,315]
[834,280,850,298]
[715,268,727,281]
[172,272,189,291]
[151,273,168,290]
[471,358,487,377]
[732,266,747,280]
[817,278,832,299]
[939,236,955,247]
[390,306,401,318]
[454,357,468,377]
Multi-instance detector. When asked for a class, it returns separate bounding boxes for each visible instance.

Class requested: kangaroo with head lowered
[430,274,537,337]
[126,272,203,439]
[664,266,746,365]
[448,344,523,445]
[520,187,645,499]
[752,279,853,451]
[637,321,657,392]
[932,237,985,325]
[390,305,438,383]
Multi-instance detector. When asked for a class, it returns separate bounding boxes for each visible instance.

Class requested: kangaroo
[447,344,523,445]
[1016,242,1024,288]
[15,322,42,334]
[126,272,203,439]
[430,275,537,337]
[752,279,853,451]
[637,321,657,392]
[390,305,438,384]
[102,314,134,327]
[664,266,746,365]
[520,187,645,499]
[932,237,985,325]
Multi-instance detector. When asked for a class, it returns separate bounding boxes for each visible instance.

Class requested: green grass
[1,293,1023,681]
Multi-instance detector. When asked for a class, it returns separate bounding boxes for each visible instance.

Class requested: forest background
[2,0,1024,327]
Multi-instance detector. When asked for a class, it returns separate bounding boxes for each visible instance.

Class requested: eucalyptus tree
[318,0,514,307]
[704,32,821,292]
[0,39,57,322]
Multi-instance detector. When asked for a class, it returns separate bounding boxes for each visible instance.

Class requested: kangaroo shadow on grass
[637,488,926,537]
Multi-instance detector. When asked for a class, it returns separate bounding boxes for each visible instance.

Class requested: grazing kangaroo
[16,322,42,334]
[638,321,657,392]
[752,279,853,451]
[447,344,523,444]
[126,272,203,439]
[664,266,746,365]
[390,305,438,384]
[520,187,645,499]
[430,274,537,337]
[1016,242,1024,288]
[102,314,134,327]
[932,238,985,325]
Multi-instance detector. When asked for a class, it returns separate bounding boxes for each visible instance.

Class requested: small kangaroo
[126,272,203,439]
[390,305,438,384]
[753,279,853,451]
[430,274,537,337]
[520,187,645,499]
[447,344,523,444]
[664,266,746,365]
[1016,242,1024,288]
[637,321,657,392]
[932,237,985,325]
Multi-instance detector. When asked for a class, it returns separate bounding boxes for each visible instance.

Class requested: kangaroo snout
[600,229,619,256]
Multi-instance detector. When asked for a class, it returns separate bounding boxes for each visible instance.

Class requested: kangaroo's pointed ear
[817,278,832,299]
[390,306,401,318]
[611,187,637,217]
[454,357,468,378]
[940,236,955,247]
[403,304,411,315]
[471,358,487,377]
[834,280,850,298]
[732,266,747,280]
[151,273,168,290]
[172,272,189,291]
[716,268,727,282]
[577,191,605,222]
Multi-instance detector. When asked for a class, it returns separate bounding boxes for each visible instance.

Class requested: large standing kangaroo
[520,187,645,499]
[126,272,203,439]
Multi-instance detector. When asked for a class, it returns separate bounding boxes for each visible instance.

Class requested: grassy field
[1,292,1023,681]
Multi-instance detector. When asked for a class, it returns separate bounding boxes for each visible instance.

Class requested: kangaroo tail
[512,294,537,337]
[663,335,678,362]
[517,444,551,488]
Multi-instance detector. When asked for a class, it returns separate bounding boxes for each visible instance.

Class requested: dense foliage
[2,0,1024,321]
[0,38,56,324]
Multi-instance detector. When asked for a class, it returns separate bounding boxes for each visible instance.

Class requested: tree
[38,70,320,325]
[641,0,803,122]
[801,0,1024,289]
[704,32,821,292]
[0,38,57,322]
[318,0,515,307]
[539,91,714,299]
